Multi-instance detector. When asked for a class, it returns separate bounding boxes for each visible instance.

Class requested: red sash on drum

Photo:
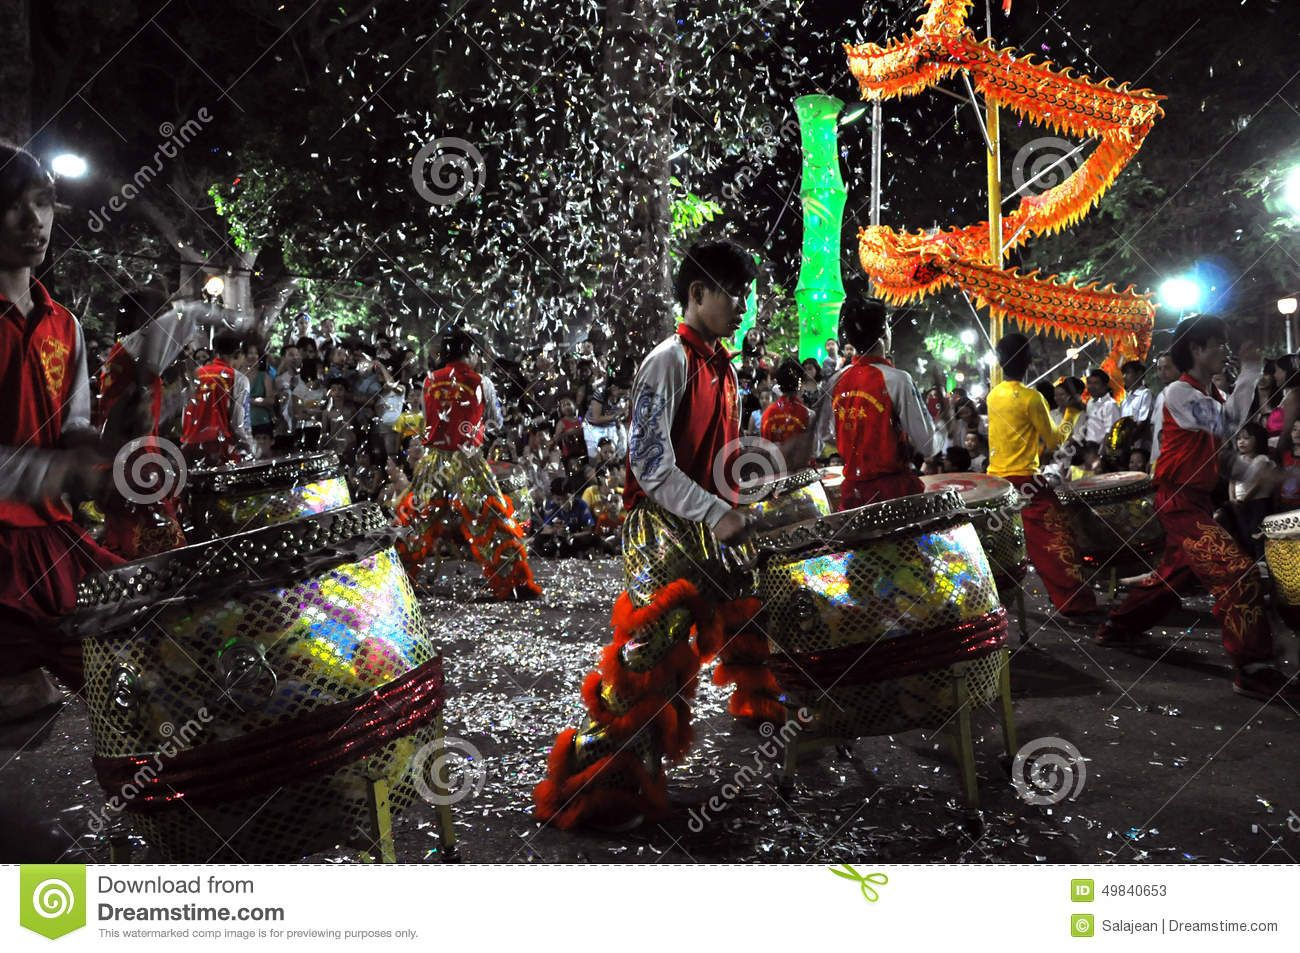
[768,607,1007,691]
[92,656,445,810]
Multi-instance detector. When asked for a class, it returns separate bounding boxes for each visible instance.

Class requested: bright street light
[1279,296,1298,316]
[959,328,977,347]
[1158,275,1203,313]
[50,153,88,178]
[203,275,225,298]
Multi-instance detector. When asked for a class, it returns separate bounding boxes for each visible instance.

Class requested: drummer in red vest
[181,329,255,465]
[1096,317,1297,703]
[394,326,541,601]
[987,332,1099,620]
[812,297,942,509]
[0,143,124,710]
[761,358,811,446]
[535,239,775,832]
[95,293,230,558]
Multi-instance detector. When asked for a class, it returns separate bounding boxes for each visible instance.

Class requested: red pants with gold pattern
[1004,475,1096,615]
[1106,485,1273,666]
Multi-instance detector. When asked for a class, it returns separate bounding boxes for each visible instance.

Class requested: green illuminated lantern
[794,94,847,364]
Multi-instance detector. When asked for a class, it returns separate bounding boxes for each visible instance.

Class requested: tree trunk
[597,0,675,363]
[0,0,32,142]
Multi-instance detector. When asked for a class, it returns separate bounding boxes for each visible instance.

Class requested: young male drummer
[987,333,1098,619]
[534,239,775,831]
[0,143,123,707]
[1096,317,1297,703]
[812,297,941,510]
[394,327,541,601]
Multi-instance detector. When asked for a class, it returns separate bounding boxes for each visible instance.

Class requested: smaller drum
[185,452,351,540]
[921,472,1027,589]
[1059,471,1165,568]
[752,490,1007,739]
[739,469,831,532]
[1262,509,1300,629]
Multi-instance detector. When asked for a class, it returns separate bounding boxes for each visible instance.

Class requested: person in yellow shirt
[988,333,1099,619]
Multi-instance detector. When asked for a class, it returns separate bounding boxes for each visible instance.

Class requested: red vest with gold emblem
[181,358,237,447]
[423,361,485,450]
[0,281,81,527]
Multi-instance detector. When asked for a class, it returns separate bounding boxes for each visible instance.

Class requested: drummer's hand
[713,508,751,544]
[1236,341,1261,365]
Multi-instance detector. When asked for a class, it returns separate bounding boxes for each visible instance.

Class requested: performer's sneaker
[1059,608,1107,627]
[1093,621,1148,648]
[1232,665,1300,705]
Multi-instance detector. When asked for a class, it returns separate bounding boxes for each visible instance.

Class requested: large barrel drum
[1059,471,1165,569]
[921,472,1027,592]
[185,452,351,541]
[753,490,1008,739]
[67,503,444,862]
[1263,508,1300,630]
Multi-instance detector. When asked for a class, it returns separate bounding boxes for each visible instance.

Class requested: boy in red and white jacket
[0,144,123,707]
[1096,316,1297,704]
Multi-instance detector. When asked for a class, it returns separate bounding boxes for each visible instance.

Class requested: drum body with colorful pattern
[752,490,1008,739]
[921,472,1027,594]
[66,503,445,862]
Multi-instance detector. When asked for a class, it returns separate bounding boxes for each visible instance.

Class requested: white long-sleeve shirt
[1119,385,1153,425]
[626,333,733,528]
[1079,393,1121,444]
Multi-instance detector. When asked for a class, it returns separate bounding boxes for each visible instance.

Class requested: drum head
[751,487,964,559]
[188,452,341,494]
[1065,470,1151,503]
[819,465,844,488]
[920,472,1011,506]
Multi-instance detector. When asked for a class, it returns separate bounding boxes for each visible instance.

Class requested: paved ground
[2,556,1297,865]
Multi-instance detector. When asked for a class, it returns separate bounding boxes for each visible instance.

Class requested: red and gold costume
[0,280,124,687]
[534,324,780,830]
[759,394,809,445]
[394,360,540,600]
[1103,369,1274,665]
[181,356,243,465]
[822,355,941,509]
[94,341,185,558]
[987,379,1095,615]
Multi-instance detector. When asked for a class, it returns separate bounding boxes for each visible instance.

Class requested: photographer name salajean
[1102,919,1280,934]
